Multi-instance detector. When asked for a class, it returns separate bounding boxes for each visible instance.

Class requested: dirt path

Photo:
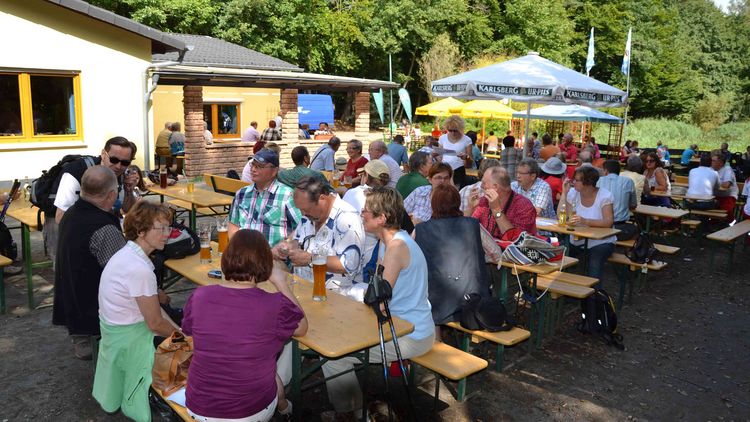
[1,230,748,421]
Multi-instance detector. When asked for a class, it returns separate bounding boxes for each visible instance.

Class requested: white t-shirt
[717,166,738,198]
[53,172,82,211]
[743,181,750,216]
[566,187,617,248]
[687,166,719,196]
[342,185,368,213]
[98,241,158,326]
[438,134,472,170]
[241,159,253,183]
[364,154,402,188]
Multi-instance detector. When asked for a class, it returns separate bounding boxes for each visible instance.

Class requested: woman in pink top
[182,230,308,421]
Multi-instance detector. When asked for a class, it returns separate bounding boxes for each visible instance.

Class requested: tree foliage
[92,0,750,125]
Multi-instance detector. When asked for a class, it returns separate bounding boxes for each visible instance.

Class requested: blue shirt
[387,143,409,166]
[596,174,636,222]
[379,231,434,340]
[472,145,482,168]
[681,148,696,165]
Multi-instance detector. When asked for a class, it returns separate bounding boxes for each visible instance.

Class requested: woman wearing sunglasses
[641,151,671,207]
[438,115,473,189]
[93,201,179,421]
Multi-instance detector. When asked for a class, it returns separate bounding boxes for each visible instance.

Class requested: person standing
[52,166,127,359]
[500,136,522,182]
[155,121,172,163]
[438,115,473,188]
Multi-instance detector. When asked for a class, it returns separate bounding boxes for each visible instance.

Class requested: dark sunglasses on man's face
[109,156,132,166]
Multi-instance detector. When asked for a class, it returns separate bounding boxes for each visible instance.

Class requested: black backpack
[577,289,624,350]
[460,293,515,332]
[152,219,200,287]
[626,232,658,264]
[29,155,96,216]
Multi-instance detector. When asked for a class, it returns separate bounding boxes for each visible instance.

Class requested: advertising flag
[586,27,595,76]
[621,27,632,75]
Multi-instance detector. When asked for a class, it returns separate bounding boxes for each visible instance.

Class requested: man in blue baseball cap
[228,149,302,247]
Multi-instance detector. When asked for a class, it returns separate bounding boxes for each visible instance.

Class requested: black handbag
[626,232,658,264]
[460,293,514,332]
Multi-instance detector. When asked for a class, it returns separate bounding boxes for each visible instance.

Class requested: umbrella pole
[482,118,486,153]
[523,103,531,158]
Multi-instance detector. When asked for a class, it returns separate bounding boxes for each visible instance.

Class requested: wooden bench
[681,219,701,236]
[445,321,530,372]
[0,254,12,314]
[615,240,680,255]
[410,341,488,405]
[165,199,224,217]
[706,220,750,273]
[608,253,668,310]
[689,209,728,219]
[203,174,249,196]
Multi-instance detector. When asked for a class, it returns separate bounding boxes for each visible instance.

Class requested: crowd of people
[5,113,748,422]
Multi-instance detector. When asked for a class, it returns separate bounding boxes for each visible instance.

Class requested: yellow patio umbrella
[415,97,465,117]
[448,100,515,152]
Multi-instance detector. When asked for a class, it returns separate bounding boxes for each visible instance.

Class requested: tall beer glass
[216,217,228,255]
[312,249,327,301]
[198,224,212,264]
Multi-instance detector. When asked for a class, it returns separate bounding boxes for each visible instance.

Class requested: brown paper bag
[152,331,193,397]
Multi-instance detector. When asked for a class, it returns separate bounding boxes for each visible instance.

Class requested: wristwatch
[494,211,504,219]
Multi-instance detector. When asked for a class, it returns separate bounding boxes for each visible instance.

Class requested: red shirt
[472,193,537,238]
[343,156,368,178]
[543,175,564,205]
[559,142,578,162]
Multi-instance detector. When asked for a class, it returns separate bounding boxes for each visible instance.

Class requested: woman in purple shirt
[182,230,307,421]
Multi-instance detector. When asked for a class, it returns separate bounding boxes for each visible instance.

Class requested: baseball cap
[363,160,390,179]
[254,149,279,167]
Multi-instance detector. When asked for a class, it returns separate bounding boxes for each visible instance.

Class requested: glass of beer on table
[198,224,212,264]
[216,217,228,255]
[311,245,328,301]
[344,175,352,189]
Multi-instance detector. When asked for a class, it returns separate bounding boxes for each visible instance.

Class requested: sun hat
[540,157,566,175]
[363,159,390,178]
[254,149,279,167]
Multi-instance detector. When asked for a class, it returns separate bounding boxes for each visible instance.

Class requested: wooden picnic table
[634,204,688,232]
[5,202,50,310]
[536,218,619,272]
[164,245,414,416]
[148,184,233,230]
[650,190,714,202]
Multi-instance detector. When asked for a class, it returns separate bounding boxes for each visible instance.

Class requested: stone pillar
[183,85,204,177]
[354,91,370,141]
[278,89,299,168]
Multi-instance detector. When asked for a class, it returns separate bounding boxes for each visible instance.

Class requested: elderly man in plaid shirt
[228,149,301,246]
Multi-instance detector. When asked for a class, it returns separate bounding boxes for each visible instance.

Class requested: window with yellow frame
[203,103,240,139]
[0,71,83,143]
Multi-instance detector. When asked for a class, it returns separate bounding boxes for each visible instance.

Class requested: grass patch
[592,119,750,150]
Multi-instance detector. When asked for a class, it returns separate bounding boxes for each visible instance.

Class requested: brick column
[277,89,299,167]
[354,91,370,140]
[183,85,204,177]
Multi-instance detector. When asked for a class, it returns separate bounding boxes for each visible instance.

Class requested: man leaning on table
[272,175,365,299]
[228,149,301,247]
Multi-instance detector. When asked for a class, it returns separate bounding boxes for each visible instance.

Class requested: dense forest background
[93,0,749,137]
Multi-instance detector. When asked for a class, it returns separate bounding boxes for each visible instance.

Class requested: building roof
[153,65,398,92]
[43,0,187,54]
[152,34,303,72]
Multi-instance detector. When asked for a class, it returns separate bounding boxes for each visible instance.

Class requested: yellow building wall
[152,86,281,142]
[0,0,152,181]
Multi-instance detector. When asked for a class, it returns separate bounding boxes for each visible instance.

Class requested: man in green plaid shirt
[228,150,301,246]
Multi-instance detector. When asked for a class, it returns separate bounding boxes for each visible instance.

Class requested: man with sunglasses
[44,137,137,267]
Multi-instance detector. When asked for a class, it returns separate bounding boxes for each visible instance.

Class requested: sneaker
[72,336,92,361]
[3,265,22,276]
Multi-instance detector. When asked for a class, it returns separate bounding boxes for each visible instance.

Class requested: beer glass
[311,246,328,301]
[159,166,168,189]
[216,217,228,255]
[198,224,212,264]
[344,175,352,189]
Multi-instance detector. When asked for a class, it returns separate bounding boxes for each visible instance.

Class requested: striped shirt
[229,179,301,247]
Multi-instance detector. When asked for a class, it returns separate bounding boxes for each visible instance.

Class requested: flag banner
[586,27,595,75]
[621,27,632,75]
[372,89,384,122]
[398,88,412,122]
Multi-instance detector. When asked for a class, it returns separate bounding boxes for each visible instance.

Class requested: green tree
[88,0,218,35]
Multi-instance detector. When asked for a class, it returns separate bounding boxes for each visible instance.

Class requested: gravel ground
[1,223,748,421]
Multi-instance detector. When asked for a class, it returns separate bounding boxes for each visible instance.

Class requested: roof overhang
[152,65,398,92]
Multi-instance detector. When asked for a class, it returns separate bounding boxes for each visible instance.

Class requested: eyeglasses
[109,156,132,166]
[152,225,171,234]
[447,129,460,133]
[251,162,275,170]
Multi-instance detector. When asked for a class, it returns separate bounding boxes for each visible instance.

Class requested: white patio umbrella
[511,104,623,124]
[431,52,627,155]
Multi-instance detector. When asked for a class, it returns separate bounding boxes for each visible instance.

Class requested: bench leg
[614,265,628,311]
[727,242,735,274]
[0,270,4,314]
[22,224,33,310]
[495,344,505,372]
[433,373,441,411]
